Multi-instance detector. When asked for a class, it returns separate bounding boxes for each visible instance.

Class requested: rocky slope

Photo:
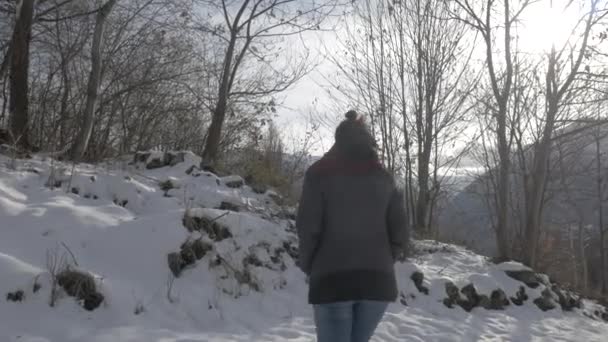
[1,151,607,341]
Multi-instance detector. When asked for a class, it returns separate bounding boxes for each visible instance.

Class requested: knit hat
[334,110,376,159]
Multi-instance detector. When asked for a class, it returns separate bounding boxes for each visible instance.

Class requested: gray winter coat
[296,150,409,304]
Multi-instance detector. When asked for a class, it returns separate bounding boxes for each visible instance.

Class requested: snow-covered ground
[1,152,607,342]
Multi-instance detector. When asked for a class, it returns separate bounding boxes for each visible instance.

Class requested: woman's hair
[334,110,377,160]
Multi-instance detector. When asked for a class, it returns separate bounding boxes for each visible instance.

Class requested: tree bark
[201,37,234,164]
[596,118,607,295]
[493,0,515,261]
[579,223,588,293]
[71,0,118,161]
[495,99,511,261]
[8,0,35,148]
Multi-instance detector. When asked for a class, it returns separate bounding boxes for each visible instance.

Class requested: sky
[275,0,598,156]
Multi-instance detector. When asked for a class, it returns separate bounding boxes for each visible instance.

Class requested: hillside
[1,152,608,342]
[438,124,608,257]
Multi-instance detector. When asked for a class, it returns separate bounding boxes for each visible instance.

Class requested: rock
[443,281,462,309]
[411,271,429,295]
[602,310,608,322]
[461,283,479,303]
[83,292,104,311]
[268,192,284,206]
[533,289,557,311]
[168,252,184,277]
[159,179,176,192]
[200,161,217,175]
[478,294,491,309]
[445,281,460,301]
[218,201,241,212]
[270,249,283,265]
[6,290,24,302]
[224,176,245,189]
[190,239,212,260]
[182,213,233,241]
[24,167,40,174]
[490,289,510,310]
[251,184,267,194]
[282,240,299,260]
[185,165,200,175]
[164,152,185,166]
[459,283,481,312]
[180,245,197,266]
[505,270,544,288]
[458,299,476,312]
[71,187,79,195]
[552,285,581,311]
[113,198,128,207]
[510,285,528,306]
[534,297,556,311]
[57,270,96,298]
[135,151,186,169]
[146,156,164,169]
[133,152,150,164]
[399,292,408,306]
[57,269,104,310]
[208,222,232,241]
[243,254,264,268]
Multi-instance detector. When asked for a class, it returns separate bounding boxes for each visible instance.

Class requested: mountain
[1,151,607,341]
[437,122,608,256]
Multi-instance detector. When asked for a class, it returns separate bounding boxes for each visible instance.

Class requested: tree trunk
[596,119,607,295]
[487,0,514,262]
[522,47,560,268]
[0,41,11,81]
[416,149,431,235]
[71,0,118,161]
[569,226,578,289]
[58,56,70,148]
[201,31,238,164]
[495,100,511,261]
[578,223,588,293]
[8,0,35,148]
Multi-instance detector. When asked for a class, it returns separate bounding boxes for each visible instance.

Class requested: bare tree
[451,0,535,260]
[329,0,476,236]
[593,102,608,294]
[522,0,608,267]
[398,0,476,235]
[70,0,118,160]
[324,0,403,173]
[195,0,340,165]
[8,0,35,148]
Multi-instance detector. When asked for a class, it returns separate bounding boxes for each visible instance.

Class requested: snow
[1,153,608,341]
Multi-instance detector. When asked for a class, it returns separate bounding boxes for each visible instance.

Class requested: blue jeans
[313,301,388,342]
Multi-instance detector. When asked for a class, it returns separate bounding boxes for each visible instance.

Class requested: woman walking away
[296,110,409,342]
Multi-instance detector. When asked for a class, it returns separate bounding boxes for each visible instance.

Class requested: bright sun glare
[520,0,583,52]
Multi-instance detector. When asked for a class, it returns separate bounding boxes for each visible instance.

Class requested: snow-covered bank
[1,152,607,342]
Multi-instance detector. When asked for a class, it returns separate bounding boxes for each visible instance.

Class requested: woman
[296,110,409,342]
